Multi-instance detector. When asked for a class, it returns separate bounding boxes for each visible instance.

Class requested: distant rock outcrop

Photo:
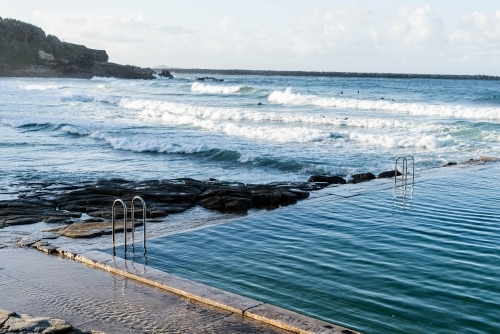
[0,17,155,79]
[158,69,174,78]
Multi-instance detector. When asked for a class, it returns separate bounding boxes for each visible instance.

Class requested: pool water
[109,164,500,334]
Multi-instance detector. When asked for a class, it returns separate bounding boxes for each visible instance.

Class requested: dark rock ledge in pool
[0,308,105,334]
[0,178,327,239]
[3,156,499,240]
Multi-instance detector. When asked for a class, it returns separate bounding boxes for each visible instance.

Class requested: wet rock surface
[308,175,347,184]
[3,157,496,243]
[377,170,402,178]
[0,309,104,334]
[350,173,376,183]
[1,178,324,239]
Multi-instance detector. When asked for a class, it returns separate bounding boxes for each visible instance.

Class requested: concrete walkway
[0,248,289,333]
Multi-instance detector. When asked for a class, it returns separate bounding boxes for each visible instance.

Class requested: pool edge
[54,248,360,334]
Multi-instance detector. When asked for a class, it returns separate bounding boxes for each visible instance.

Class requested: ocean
[2,74,500,333]
[1,74,499,189]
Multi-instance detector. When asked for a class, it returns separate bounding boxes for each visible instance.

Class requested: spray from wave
[117,98,341,143]
[18,84,63,91]
[116,97,443,132]
[268,88,500,121]
[191,82,243,94]
[349,132,454,149]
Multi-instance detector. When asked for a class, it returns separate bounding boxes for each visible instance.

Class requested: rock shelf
[1,156,497,243]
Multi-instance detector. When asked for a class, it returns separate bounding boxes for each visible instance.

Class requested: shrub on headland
[0,16,92,67]
[0,16,155,79]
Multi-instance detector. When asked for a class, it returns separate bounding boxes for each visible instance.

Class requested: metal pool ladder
[394,155,415,190]
[112,196,147,255]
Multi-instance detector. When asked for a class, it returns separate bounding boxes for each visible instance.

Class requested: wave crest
[268,88,500,121]
[349,132,454,149]
[18,84,63,91]
[191,82,243,94]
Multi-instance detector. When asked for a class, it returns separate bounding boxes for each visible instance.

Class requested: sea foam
[191,82,243,94]
[18,84,63,91]
[349,132,454,149]
[269,88,500,121]
[116,97,442,132]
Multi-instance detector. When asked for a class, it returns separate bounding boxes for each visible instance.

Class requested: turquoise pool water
[110,164,500,334]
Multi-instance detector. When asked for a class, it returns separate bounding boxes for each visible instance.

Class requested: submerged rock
[59,220,144,239]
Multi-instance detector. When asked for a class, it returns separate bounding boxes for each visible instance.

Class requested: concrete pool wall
[45,247,359,334]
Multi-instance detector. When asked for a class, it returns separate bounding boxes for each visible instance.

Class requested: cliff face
[0,17,155,79]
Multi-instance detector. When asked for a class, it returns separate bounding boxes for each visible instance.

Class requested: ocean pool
[109,164,500,334]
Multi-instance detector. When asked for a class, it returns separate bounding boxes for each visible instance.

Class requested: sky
[2,0,500,75]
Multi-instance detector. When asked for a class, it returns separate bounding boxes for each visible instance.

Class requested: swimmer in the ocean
[257,102,263,105]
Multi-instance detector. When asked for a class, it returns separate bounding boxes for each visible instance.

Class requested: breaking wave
[191,82,244,94]
[349,132,455,149]
[18,84,63,91]
[269,88,500,121]
[116,97,443,132]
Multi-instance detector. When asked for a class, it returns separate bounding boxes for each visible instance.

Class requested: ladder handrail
[131,196,147,250]
[394,156,404,188]
[404,155,415,187]
[394,155,415,189]
[112,199,127,253]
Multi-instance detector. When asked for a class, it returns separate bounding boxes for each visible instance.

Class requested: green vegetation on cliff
[0,16,90,67]
[0,16,155,79]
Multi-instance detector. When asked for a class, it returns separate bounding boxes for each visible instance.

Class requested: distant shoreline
[167,68,500,81]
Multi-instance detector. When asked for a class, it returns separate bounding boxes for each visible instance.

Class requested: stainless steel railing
[394,155,415,189]
[130,196,147,252]
[112,196,147,255]
[112,199,127,254]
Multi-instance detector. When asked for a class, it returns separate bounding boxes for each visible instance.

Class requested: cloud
[218,17,236,31]
[30,7,500,74]
[389,5,444,45]
[285,5,381,55]
[450,11,500,45]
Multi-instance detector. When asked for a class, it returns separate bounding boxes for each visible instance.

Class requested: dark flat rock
[350,173,376,183]
[377,170,402,178]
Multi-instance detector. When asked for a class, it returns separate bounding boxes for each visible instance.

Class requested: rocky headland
[0,17,155,79]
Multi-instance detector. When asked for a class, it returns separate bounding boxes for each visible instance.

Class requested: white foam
[117,98,335,143]
[268,88,500,121]
[62,93,121,104]
[116,97,441,132]
[18,84,62,91]
[60,125,91,136]
[89,131,214,154]
[90,76,118,82]
[349,132,454,149]
[191,82,242,94]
